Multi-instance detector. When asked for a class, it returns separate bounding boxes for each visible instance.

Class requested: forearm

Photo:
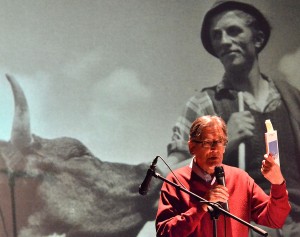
[156,205,205,237]
[254,182,291,228]
[267,182,291,227]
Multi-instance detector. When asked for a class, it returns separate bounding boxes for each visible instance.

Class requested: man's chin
[207,161,222,170]
[221,55,246,68]
[223,60,248,72]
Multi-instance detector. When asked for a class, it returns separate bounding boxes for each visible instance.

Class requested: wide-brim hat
[201,0,271,57]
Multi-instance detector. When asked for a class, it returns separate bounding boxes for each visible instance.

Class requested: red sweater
[156,164,291,237]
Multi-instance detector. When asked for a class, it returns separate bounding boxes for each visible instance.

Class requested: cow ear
[254,30,265,51]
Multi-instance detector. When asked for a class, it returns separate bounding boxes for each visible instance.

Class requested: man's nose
[220,32,231,45]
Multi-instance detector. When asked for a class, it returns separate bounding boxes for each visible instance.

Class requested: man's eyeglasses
[191,139,227,148]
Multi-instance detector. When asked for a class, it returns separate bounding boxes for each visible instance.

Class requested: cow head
[0,75,160,237]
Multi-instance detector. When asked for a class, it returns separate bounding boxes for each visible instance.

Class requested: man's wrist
[273,179,285,185]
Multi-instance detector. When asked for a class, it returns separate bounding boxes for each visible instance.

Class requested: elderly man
[157,115,290,237]
[167,1,300,236]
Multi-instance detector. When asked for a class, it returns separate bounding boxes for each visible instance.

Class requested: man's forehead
[201,126,225,137]
[210,10,247,29]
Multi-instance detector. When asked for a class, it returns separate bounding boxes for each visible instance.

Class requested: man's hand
[261,154,284,184]
[226,111,255,151]
[201,185,229,212]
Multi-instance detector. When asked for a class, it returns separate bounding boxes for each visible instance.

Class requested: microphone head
[139,184,148,196]
[214,166,224,177]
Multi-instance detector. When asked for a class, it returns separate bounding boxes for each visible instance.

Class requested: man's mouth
[221,50,240,57]
[208,156,219,161]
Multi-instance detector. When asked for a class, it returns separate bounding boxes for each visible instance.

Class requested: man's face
[209,11,259,71]
[189,125,226,175]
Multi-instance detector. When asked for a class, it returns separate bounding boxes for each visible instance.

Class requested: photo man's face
[209,11,258,71]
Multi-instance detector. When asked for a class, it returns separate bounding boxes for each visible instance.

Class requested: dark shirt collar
[190,158,216,184]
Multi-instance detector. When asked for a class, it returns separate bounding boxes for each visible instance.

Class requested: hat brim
[201,1,271,57]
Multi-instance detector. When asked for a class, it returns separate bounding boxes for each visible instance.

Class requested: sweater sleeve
[156,188,206,237]
[251,181,291,228]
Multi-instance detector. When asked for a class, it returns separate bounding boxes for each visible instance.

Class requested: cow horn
[6,74,32,150]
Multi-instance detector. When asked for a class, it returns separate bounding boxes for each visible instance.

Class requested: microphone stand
[150,169,268,237]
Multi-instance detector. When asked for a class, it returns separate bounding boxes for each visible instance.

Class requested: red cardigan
[156,164,291,237]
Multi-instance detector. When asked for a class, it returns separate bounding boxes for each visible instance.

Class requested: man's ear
[254,30,265,50]
[188,140,195,155]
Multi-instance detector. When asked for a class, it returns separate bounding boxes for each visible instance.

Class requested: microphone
[214,166,229,212]
[139,156,158,195]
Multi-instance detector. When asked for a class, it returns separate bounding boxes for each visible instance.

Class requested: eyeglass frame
[191,139,228,148]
